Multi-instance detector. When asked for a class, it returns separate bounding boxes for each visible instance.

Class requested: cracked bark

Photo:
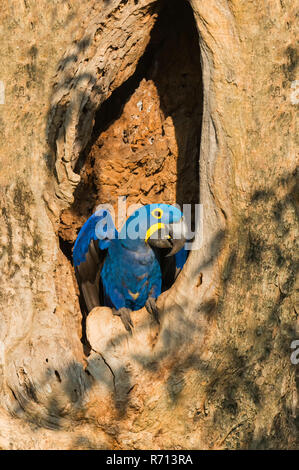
[0,0,298,450]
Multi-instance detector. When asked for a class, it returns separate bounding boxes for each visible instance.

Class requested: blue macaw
[73,204,188,331]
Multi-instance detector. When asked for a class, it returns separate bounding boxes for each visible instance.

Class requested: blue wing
[73,208,117,312]
[156,244,188,293]
[73,208,117,266]
[101,239,162,311]
[175,245,188,271]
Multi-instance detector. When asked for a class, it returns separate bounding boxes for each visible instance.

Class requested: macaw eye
[152,208,163,219]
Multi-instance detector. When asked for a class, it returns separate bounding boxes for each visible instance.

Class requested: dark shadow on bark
[38,0,298,448]
[8,167,298,447]
[45,0,203,356]
[55,0,202,231]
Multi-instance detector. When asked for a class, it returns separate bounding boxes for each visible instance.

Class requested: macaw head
[120,203,188,256]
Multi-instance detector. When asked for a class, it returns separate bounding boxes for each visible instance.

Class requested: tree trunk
[0,0,297,450]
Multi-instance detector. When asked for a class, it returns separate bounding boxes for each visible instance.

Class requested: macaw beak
[147,217,188,256]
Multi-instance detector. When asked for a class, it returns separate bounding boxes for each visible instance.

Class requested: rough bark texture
[0,0,298,450]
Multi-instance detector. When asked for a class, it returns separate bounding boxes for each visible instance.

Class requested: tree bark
[0,0,297,449]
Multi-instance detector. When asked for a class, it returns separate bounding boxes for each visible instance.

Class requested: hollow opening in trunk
[57,0,203,349]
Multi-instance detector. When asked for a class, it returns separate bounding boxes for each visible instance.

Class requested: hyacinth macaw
[73,204,188,331]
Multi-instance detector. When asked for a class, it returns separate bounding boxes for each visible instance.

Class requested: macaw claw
[113,307,134,333]
[145,297,160,324]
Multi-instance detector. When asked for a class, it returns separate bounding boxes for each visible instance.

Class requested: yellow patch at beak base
[145,222,165,242]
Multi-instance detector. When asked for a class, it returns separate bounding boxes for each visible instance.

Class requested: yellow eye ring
[152,208,163,219]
